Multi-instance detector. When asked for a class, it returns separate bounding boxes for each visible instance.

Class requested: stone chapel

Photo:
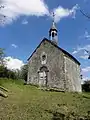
[27,14,82,92]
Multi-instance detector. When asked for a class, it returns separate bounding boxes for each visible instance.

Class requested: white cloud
[82,76,90,83]
[83,77,89,81]
[80,55,88,60]
[0,0,49,25]
[84,31,90,40]
[22,19,28,25]
[53,4,79,23]
[82,66,90,73]
[0,1,79,26]
[11,44,18,48]
[72,48,81,55]
[79,49,89,59]
[81,67,90,83]
[79,30,90,40]
[5,56,24,70]
[72,50,78,55]
[72,44,90,55]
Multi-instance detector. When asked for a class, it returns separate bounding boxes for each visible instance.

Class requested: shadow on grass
[45,110,65,120]
[52,112,65,120]
[45,109,90,120]
[82,95,90,99]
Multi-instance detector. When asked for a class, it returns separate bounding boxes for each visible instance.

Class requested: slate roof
[27,38,80,65]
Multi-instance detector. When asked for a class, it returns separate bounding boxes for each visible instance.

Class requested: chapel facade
[27,15,82,92]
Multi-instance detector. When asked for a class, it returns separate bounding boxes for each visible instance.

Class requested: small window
[42,55,46,61]
[41,52,47,65]
[52,32,54,37]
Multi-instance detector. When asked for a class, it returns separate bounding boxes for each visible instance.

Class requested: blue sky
[0,0,90,81]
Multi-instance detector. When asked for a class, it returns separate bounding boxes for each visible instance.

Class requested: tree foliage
[82,80,90,92]
[0,65,18,79]
[0,48,18,79]
[0,48,28,81]
[0,48,5,65]
[20,64,28,81]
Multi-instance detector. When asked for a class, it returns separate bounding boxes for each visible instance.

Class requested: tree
[20,64,28,81]
[0,65,7,77]
[0,48,18,79]
[82,80,90,92]
[0,48,5,66]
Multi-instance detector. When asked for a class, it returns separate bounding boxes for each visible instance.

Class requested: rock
[0,86,9,92]
[0,90,8,98]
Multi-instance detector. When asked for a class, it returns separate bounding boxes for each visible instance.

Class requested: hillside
[0,78,90,120]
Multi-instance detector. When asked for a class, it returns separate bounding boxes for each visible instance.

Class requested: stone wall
[64,55,82,92]
[27,40,65,90]
[27,39,82,92]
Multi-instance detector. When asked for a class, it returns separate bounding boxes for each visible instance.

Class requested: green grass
[0,78,90,120]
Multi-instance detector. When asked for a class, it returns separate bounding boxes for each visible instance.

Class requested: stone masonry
[27,38,82,92]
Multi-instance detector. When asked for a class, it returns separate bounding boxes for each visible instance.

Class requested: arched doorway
[38,66,49,87]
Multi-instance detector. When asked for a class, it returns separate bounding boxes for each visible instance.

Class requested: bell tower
[49,12,58,45]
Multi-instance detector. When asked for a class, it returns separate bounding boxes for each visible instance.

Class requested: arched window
[40,66,48,72]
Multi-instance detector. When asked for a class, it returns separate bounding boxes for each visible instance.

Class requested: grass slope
[0,78,90,120]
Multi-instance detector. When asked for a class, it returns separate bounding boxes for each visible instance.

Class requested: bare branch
[0,5,7,25]
[85,49,89,54]
[80,10,90,19]
[84,49,90,59]
[0,5,4,9]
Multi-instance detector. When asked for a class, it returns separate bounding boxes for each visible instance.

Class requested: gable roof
[27,38,80,65]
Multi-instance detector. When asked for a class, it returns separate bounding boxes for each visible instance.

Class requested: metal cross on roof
[52,12,55,23]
